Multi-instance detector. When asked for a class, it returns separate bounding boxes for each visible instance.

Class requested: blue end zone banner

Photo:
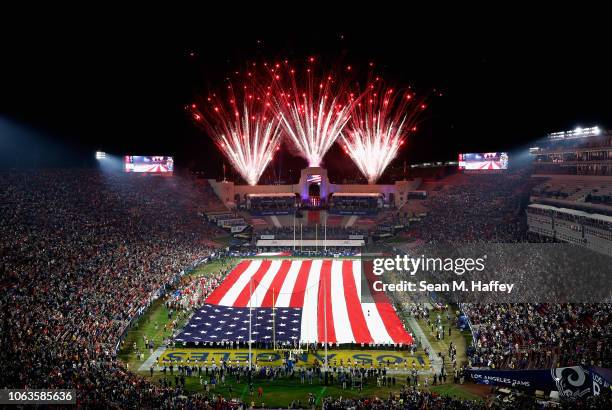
[466,366,612,398]
[590,367,612,396]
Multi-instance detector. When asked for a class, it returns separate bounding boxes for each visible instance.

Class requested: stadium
[2,18,612,410]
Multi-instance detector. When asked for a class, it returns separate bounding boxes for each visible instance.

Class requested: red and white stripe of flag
[205,259,413,345]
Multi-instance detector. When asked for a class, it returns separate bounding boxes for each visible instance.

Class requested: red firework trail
[341,80,427,183]
[264,58,358,167]
[189,73,281,185]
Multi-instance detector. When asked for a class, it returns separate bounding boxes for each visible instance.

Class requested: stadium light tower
[547,126,602,140]
[95,151,106,160]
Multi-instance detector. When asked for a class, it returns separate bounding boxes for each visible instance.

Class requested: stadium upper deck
[531,126,612,176]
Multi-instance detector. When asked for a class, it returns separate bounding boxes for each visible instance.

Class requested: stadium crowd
[407,173,534,243]
[322,387,611,410]
[168,269,229,311]
[0,170,230,407]
[322,388,484,410]
[462,303,611,369]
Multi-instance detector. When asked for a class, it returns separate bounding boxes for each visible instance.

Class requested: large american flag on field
[177,259,413,345]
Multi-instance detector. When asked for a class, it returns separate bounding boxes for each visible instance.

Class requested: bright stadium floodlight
[547,125,602,140]
[95,151,106,160]
[571,126,601,138]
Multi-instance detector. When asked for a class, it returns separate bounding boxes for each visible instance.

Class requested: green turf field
[189,258,231,277]
[147,372,408,408]
[141,367,481,408]
[429,383,482,401]
[416,306,472,371]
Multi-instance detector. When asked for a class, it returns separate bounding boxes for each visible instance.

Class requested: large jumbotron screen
[124,156,174,174]
[458,152,508,170]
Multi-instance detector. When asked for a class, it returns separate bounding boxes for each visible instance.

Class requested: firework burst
[267,59,356,167]
[341,82,425,183]
[189,78,281,185]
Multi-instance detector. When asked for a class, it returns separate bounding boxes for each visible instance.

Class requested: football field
[118,258,478,407]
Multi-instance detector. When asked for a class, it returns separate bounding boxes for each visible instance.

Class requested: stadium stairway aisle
[345,215,358,227]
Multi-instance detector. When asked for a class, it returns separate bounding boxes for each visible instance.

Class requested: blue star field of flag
[176,304,302,343]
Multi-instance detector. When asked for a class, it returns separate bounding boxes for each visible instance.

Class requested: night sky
[1,11,610,180]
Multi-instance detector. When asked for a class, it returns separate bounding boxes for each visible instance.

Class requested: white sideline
[406,315,443,374]
[138,346,167,372]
